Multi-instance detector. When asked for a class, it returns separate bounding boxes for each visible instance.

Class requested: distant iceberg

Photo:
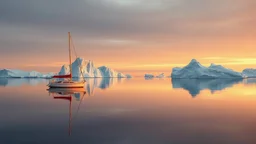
[125,74,132,78]
[0,69,54,78]
[156,73,165,78]
[171,59,244,79]
[58,57,131,78]
[0,78,49,87]
[242,69,256,78]
[144,74,154,78]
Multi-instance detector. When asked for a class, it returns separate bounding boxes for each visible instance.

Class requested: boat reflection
[0,78,126,96]
[47,88,86,136]
[47,88,86,96]
[172,78,243,97]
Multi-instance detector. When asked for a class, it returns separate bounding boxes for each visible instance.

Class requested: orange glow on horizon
[1,38,256,76]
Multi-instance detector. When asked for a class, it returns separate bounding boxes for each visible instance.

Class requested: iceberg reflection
[85,77,125,96]
[0,78,7,86]
[243,78,256,85]
[172,78,243,97]
[0,77,124,90]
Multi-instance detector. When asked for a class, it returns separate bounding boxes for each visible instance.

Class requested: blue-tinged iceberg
[125,74,132,78]
[242,68,256,78]
[171,59,244,79]
[144,74,154,78]
[0,69,54,78]
[58,57,131,78]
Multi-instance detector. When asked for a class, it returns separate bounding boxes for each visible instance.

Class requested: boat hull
[48,81,85,88]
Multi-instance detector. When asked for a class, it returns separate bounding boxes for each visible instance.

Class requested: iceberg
[58,57,130,78]
[0,78,48,87]
[144,74,154,78]
[98,66,125,78]
[242,68,256,78]
[0,69,54,78]
[0,58,130,78]
[156,73,165,78]
[171,59,244,79]
[125,74,132,78]
[209,64,242,76]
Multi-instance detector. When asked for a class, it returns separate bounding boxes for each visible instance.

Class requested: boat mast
[68,32,72,80]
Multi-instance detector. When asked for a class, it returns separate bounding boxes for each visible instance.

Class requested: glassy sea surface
[0,78,256,144]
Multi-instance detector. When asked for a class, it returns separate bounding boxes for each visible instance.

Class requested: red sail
[52,74,72,78]
[54,96,72,101]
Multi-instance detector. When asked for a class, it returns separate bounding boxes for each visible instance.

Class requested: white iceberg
[171,59,244,79]
[58,57,130,78]
[98,66,123,78]
[242,68,256,78]
[0,69,54,78]
[0,58,130,78]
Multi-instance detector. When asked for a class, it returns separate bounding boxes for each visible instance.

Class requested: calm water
[1,78,256,144]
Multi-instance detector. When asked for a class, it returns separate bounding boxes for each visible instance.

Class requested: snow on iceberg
[242,68,256,78]
[0,69,54,78]
[59,58,99,78]
[171,59,244,79]
[58,57,130,78]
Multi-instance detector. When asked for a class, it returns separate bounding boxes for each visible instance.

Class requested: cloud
[1,0,255,40]
[0,0,255,72]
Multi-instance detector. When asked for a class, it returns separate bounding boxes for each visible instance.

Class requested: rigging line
[70,36,86,83]
[71,92,86,121]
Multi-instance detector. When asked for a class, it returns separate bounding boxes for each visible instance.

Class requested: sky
[0,0,256,75]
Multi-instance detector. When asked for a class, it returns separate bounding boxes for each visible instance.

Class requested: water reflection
[172,78,243,97]
[144,77,154,80]
[0,78,7,86]
[243,78,256,85]
[0,78,126,96]
[85,78,125,96]
[1,78,256,143]
[47,88,86,136]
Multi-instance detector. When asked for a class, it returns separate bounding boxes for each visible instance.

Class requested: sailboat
[48,32,85,88]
